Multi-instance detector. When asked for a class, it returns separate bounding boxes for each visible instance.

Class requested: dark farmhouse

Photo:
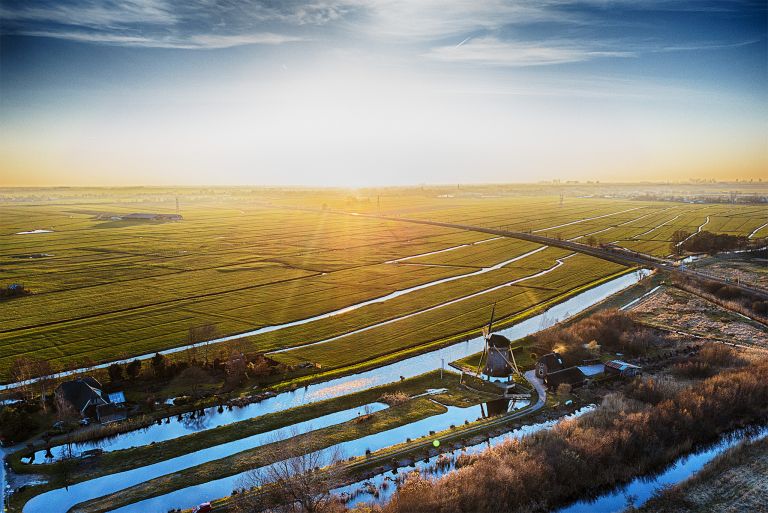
[604,360,642,377]
[95,213,183,221]
[54,377,124,423]
[543,367,587,390]
[536,352,565,379]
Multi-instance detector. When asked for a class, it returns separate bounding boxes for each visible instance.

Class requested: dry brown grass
[350,360,768,513]
[641,437,768,513]
[633,288,768,348]
[378,392,410,406]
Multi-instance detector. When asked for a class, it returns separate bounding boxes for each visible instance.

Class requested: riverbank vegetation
[352,349,767,513]
[530,309,664,365]
[639,436,768,513]
[6,370,499,513]
[672,273,768,323]
[677,230,764,255]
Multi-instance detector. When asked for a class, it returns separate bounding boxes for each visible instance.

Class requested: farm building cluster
[536,352,642,390]
[95,213,183,221]
[54,377,126,424]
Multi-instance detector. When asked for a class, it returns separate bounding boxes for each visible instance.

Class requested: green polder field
[1,186,766,382]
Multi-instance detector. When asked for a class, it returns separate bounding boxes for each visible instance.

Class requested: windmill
[475,304,520,380]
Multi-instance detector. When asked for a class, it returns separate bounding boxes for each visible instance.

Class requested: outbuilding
[54,377,123,423]
[543,367,586,390]
[536,352,565,379]
[604,360,642,377]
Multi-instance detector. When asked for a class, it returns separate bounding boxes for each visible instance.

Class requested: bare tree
[32,359,55,412]
[171,366,210,398]
[226,351,248,387]
[188,324,219,364]
[671,229,690,256]
[54,389,79,423]
[233,440,345,513]
[10,356,35,402]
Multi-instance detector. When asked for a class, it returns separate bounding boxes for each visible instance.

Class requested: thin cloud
[0,0,337,48]
[1,0,763,52]
[455,36,473,48]
[425,37,633,66]
[19,30,304,49]
[0,1,176,28]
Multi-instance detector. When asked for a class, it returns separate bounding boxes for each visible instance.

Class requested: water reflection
[28,271,648,464]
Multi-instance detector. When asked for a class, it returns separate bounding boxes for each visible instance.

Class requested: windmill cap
[488,334,511,347]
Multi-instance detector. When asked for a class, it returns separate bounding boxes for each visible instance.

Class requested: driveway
[524,370,547,409]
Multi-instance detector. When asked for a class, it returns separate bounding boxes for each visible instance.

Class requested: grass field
[1,187,766,382]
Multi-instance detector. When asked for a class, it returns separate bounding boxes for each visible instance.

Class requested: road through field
[633,214,681,238]
[383,236,501,263]
[749,221,768,239]
[4,206,658,390]
[677,216,711,246]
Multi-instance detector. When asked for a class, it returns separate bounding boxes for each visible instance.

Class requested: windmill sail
[476,304,496,377]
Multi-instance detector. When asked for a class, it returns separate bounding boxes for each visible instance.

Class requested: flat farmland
[1,188,766,382]
[0,202,488,379]
[275,253,629,370]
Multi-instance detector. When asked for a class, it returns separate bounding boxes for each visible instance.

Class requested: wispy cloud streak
[426,37,633,66]
[0,0,764,55]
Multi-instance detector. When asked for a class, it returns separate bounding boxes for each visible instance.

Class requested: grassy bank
[73,398,446,513]
[354,351,768,513]
[640,436,768,513]
[7,370,499,513]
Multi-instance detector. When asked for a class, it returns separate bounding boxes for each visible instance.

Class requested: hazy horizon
[1,1,766,187]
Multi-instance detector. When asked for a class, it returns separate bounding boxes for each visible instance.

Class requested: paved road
[524,370,546,409]
[359,213,768,300]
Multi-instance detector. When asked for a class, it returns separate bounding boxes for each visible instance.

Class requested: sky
[0,1,766,187]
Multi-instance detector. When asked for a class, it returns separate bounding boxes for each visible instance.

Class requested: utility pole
[176,196,180,214]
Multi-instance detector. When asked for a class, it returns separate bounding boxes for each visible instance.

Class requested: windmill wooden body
[476,304,521,380]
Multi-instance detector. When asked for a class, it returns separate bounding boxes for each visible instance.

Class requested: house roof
[544,366,586,386]
[124,213,159,219]
[605,360,641,372]
[488,334,511,348]
[538,352,565,369]
[56,378,110,414]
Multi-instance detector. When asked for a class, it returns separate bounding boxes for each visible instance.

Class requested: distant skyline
[1,1,766,186]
